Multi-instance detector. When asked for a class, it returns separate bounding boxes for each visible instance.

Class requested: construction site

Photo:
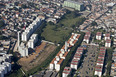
[18,42,57,71]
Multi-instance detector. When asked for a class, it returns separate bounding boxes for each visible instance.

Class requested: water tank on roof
[72,33,74,35]
[61,51,65,54]
[71,39,74,42]
[68,49,70,52]
[75,34,78,36]
[56,57,60,61]
[60,53,63,57]
[61,49,64,52]
[73,36,76,39]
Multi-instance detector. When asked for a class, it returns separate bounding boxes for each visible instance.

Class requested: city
[0,0,115,77]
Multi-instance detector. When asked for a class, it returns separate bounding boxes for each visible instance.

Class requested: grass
[41,24,72,43]
[105,48,113,76]
[41,11,85,43]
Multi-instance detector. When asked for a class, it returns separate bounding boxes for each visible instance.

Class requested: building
[62,67,72,77]
[70,47,84,70]
[63,0,84,11]
[0,54,12,77]
[22,17,42,41]
[28,34,38,48]
[105,39,111,47]
[105,33,110,40]
[83,32,91,44]
[94,47,106,77]
[70,58,79,70]
[94,65,103,77]
[49,33,81,71]
[111,49,116,76]
[18,42,28,57]
[96,32,102,40]
[113,38,116,47]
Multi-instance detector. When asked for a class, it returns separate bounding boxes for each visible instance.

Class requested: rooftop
[64,0,84,5]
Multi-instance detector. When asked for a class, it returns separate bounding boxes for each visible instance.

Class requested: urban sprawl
[0,0,115,77]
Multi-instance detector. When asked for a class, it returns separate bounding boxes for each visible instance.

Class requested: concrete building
[94,47,106,77]
[105,33,110,40]
[63,0,84,11]
[20,17,42,56]
[70,59,79,70]
[62,67,72,77]
[105,39,111,47]
[22,17,41,42]
[28,34,38,48]
[70,47,84,70]
[18,42,28,57]
[94,65,103,77]
[83,32,91,44]
[113,38,116,46]
[96,32,102,40]
[0,69,4,77]
[49,33,81,72]
[0,54,12,77]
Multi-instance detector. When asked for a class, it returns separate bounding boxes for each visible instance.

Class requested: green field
[41,11,85,44]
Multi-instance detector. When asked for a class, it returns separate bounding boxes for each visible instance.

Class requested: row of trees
[0,20,5,28]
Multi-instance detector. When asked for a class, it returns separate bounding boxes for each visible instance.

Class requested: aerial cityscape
[0,0,115,77]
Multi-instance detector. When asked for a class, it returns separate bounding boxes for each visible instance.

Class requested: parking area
[78,45,98,77]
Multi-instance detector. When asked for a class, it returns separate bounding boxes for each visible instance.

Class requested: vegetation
[7,10,86,77]
[0,35,8,40]
[105,48,113,76]
[0,3,5,7]
[41,11,85,44]
[26,27,74,76]
[59,32,85,77]
[21,4,28,8]
[91,21,97,26]
[34,21,47,40]
[0,20,5,28]
[26,45,63,76]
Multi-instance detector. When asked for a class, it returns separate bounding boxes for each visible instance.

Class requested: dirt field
[18,42,57,71]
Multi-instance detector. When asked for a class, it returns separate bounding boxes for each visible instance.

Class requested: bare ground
[18,42,57,71]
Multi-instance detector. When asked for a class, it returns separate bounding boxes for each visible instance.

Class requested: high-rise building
[28,34,38,48]
[21,17,41,42]
[63,0,84,11]
[18,43,28,57]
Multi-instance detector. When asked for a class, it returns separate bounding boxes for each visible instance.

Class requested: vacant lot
[41,11,85,43]
[18,42,57,71]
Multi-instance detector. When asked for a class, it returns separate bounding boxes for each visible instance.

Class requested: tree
[0,20,5,28]
[59,24,64,27]
[14,2,19,6]
[21,4,27,8]
[0,35,8,40]
[71,24,75,29]
[91,21,97,26]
